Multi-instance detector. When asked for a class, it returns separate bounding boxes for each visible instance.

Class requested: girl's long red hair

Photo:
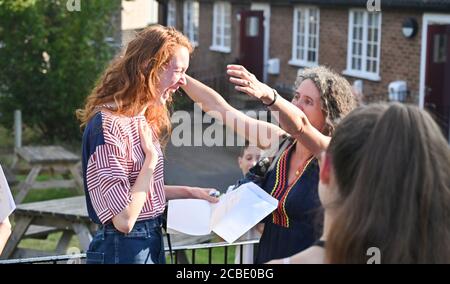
[76,25,193,147]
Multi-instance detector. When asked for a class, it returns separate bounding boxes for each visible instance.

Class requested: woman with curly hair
[76,25,218,264]
[182,65,357,263]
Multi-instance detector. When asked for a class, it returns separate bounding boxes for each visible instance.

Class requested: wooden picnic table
[12,146,84,204]
[0,196,213,260]
[0,196,94,259]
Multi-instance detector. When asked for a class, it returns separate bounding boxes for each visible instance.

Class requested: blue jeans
[86,217,165,264]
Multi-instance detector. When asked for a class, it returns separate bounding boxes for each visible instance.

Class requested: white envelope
[167,182,278,243]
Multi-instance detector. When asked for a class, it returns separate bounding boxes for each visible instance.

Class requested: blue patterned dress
[256,142,322,263]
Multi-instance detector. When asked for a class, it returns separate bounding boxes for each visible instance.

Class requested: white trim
[419,14,450,109]
[342,69,381,81]
[291,6,320,67]
[149,0,159,25]
[251,3,271,83]
[345,9,382,81]
[288,59,318,68]
[209,45,231,53]
[211,1,231,53]
[183,0,199,47]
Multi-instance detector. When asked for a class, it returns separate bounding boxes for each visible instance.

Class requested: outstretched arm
[182,75,286,149]
[165,185,218,203]
[227,65,330,156]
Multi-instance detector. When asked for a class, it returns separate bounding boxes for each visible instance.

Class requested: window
[433,34,447,63]
[289,6,320,67]
[344,10,382,81]
[167,0,176,27]
[184,1,199,46]
[210,1,231,53]
[149,0,159,24]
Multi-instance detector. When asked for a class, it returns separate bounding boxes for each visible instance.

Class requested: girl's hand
[189,187,220,203]
[138,120,158,169]
[227,65,274,104]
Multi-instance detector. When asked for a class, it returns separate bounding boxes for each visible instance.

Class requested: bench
[12,146,83,204]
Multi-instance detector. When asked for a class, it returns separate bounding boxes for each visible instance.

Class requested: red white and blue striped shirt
[81,111,166,224]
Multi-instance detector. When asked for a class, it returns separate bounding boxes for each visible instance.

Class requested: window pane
[214,35,220,46]
[372,13,379,27]
[246,16,259,37]
[224,26,231,37]
[300,35,305,52]
[433,34,447,63]
[356,11,363,26]
[224,36,231,48]
[368,13,374,27]
[299,11,304,34]
[308,50,316,62]
[168,0,176,27]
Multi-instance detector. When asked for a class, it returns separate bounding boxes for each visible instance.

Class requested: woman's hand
[227,65,275,104]
[0,217,12,255]
[189,187,220,203]
[138,120,158,169]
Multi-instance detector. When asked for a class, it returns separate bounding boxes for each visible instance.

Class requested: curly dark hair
[295,66,358,135]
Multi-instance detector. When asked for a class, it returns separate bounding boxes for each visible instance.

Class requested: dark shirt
[256,142,322,263]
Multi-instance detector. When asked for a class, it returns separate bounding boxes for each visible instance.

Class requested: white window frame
[343,9,382,81]
[210,1,231,53]
[289,6,320,68]
[149,0,159,25]
[183,1,199,46]
[167,0,176,27]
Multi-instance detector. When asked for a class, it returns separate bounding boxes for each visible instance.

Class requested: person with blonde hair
[182,64,357,263]
[76,25,218,264]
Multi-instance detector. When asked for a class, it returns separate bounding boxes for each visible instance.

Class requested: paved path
[164,143,243,193]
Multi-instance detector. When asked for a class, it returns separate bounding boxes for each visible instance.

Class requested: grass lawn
[172,246,237,264]
[10,174,84,253]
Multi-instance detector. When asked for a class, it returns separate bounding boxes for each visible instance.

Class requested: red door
[239,11,264,81]
[425,24,450,141]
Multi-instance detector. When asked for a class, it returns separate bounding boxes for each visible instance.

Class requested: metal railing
[0,239,259,264]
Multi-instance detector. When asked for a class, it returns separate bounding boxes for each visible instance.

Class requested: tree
[0,0,121,142]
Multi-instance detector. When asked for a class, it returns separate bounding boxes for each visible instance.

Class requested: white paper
[167,199,212,235]
[167,182,278,243]
[0,165,16,222]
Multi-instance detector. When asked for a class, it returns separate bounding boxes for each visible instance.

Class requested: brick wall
[158,1,424,104]
[267,5,296,98]
[187,1,253,99]
[267,6,422,103]
[318,7,349,79]
[376,9,422,101]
